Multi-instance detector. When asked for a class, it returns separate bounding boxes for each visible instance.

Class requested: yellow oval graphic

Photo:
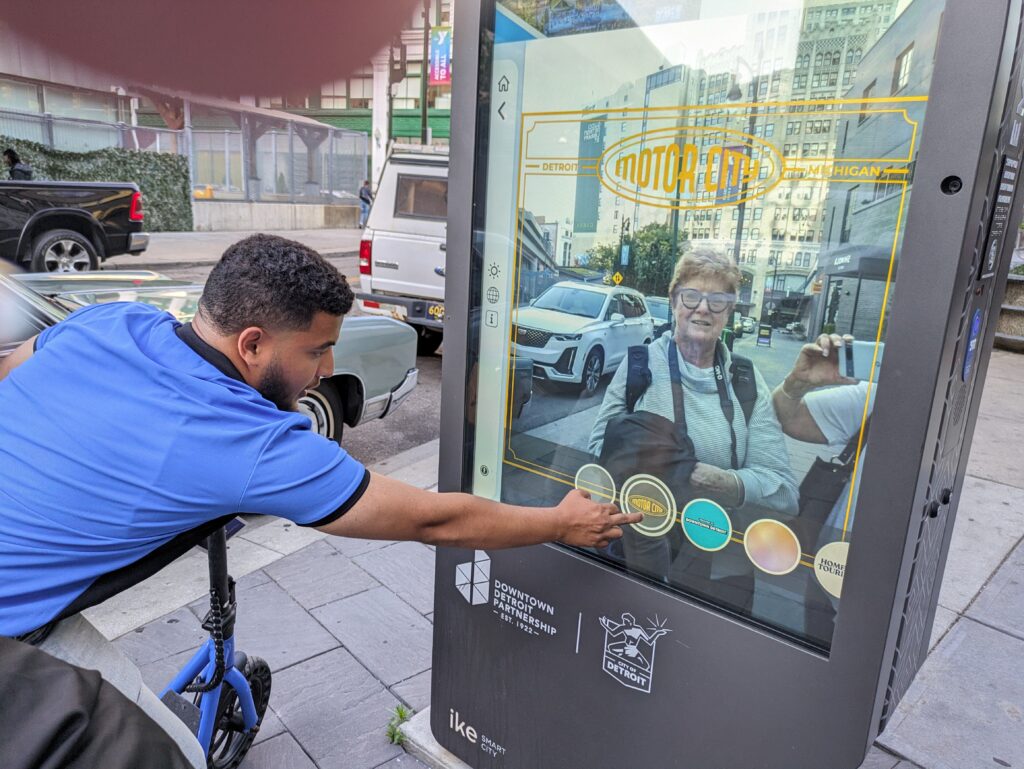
[598,125,783,210]
[627,495,667,516]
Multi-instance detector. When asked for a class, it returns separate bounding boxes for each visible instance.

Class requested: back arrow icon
[498,102,507,120]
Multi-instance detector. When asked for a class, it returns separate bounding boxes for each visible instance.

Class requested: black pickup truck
[0,180,149,272]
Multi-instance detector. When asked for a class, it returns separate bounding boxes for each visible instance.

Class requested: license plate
[427,303,445,322]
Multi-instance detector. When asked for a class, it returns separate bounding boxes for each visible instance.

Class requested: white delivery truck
[355,147,449,355]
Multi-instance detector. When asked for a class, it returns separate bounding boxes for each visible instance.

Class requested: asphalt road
[105,252,444,467]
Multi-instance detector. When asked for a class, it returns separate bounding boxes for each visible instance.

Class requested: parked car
[3,271,418,445]
[741,316,756,334]
[355,148,449,355]
[513,281,654,395]
[646,295,672,336]
[0,180,149,272]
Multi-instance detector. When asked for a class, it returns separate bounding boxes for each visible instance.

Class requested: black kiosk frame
[432,2,1024,767]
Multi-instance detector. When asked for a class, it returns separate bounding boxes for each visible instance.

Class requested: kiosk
[432,1,1024,767]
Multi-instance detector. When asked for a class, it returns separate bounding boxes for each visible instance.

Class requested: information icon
[681,499,732,552]
[620,474,676,538]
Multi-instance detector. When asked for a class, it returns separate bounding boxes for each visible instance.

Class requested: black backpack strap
[624,345,651,413]
[729,353,758,425]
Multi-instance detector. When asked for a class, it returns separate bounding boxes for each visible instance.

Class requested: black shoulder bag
[794,418,870,546]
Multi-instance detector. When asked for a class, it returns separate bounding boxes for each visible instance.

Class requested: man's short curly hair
[199,234,354,333]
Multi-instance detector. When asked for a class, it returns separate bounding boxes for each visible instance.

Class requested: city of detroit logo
[599,612,671,694]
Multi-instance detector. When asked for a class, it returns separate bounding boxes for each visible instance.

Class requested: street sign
[612,272,623,285]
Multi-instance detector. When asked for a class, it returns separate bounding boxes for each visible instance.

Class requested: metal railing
[0,107,367,205]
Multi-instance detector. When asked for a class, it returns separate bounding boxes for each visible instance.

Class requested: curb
[403,709,470,769]
[107,249,357,273]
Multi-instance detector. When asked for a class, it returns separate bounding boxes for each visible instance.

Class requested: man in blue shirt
[0,234,638,765]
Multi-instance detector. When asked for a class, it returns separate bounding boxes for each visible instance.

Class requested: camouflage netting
[1,135,192,232]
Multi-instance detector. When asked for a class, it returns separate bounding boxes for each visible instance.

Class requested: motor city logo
[598,125,782,209]
[599,612,671,694]
[454,551,558,638]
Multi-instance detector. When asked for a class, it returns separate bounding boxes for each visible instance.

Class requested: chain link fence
[0,107,366,205]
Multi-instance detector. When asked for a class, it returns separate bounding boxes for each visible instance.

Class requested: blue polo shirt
[0,303,368,637]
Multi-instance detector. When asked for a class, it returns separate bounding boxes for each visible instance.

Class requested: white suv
[513,281,655,395]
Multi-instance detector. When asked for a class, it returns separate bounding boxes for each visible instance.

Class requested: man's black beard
[257,360,297,412]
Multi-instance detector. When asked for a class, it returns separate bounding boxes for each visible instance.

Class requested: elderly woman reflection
[588,247,798,607]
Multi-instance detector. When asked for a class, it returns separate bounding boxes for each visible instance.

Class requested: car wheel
[30,229,99,273]
[297,381,345,445]
[417,328,443,356]
[579,348,604,396]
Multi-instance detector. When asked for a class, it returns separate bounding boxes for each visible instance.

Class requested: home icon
[498,75,510,92]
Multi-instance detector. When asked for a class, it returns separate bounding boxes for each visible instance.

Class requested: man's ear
[236,326,267,365]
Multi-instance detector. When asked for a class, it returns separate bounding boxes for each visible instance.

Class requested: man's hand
[783,333,856,399]
[553,489,641,548]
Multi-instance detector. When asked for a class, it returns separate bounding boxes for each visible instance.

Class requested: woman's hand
[783,333,857,399]
[690,462,744,508]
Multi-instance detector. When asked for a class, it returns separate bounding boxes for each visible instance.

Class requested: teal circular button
[681,498,733,552]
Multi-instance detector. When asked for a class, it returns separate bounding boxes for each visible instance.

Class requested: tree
[588,222,684,296]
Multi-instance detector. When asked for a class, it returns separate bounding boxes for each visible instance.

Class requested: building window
[348,70,373,109]
[859,79,876,124]
[893,44,914,93]
[786,121,801,135]
[321,80,347,109]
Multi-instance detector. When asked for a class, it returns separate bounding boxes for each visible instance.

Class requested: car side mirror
[610,312,625,325]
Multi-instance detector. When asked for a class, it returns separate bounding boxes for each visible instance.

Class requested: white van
[356,148,448,355]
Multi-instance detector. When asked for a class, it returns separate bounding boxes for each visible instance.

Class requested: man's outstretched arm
[318,472,640,550]
[0,336,35,383]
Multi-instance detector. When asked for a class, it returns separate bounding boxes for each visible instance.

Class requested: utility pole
[421,0,431,144]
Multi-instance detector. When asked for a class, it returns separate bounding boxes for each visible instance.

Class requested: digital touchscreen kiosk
[467,0,944,652]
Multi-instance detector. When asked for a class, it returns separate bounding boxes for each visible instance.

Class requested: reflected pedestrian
[3,149,32,181]
[358,179,373,227]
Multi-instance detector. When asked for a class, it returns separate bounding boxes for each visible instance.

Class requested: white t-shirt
[804,380,874,536]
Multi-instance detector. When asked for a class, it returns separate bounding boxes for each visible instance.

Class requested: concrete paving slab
[878,618,1024,769]
[370,440,440,490]
[311,586,433,686]
[272,648,403,769]
[240,732,318,769]
[325,535,397,559]
[136,645,201,696]
[238,517,327,556]
[391,670,432,714]
[265,539,381,611]
[930,605,958,651]
[967,537,1024,641]
[83,537,281,639]
[114,607,209,666]
[197,576,340,673]
[858,746,903,769]
[936,476,1024,615]
[354,542,436,615]
[376,755,430,769]
[252,706,287,746]
[965,412,1024,490]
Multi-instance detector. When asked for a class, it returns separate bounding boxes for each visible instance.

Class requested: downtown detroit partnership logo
[455,551,557,637]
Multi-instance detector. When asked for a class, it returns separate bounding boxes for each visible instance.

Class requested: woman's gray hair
[668,245,742,296]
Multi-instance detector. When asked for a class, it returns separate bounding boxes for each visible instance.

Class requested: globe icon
[486,286,500,304]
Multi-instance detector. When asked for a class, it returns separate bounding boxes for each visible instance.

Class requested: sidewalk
[105,228,363,270]
[96,352,1024,769]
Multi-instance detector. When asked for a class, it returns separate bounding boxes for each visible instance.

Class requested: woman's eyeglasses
[673,287,736,313]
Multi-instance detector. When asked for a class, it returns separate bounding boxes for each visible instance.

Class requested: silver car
[6,271,418,445]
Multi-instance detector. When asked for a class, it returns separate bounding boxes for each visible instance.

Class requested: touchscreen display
[465,0,946,651]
